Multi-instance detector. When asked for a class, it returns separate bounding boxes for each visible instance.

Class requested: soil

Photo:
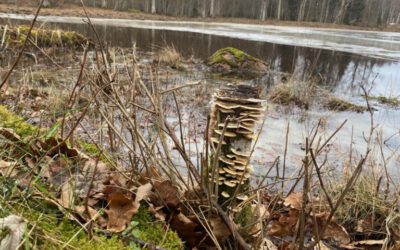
[1,2,399,32]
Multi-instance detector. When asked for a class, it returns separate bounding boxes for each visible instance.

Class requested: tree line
[25,0,400,27]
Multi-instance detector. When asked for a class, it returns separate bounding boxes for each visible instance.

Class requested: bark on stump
[208,84,265,206]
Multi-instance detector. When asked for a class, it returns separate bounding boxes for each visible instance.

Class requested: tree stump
[208,84,265,206]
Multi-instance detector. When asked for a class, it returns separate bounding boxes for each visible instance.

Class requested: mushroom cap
[221,191,230,198]
[243,134,256,140]
[231,148,251,157]
[223,167,240,176]
[219,156,235,165]
[210,137,227,145]
[237,129,254,135]
[214,129,236,138]
[216,106,235,113]
[224,180,237,187]
[236,194,249,201]
[218,122,239,129]
[215,94,265,104]
[216,101,265,111]
[233,165,246,171]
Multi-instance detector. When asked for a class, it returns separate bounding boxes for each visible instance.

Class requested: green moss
[77,139,112,163]
[0,187,128,250]
[207,47,262,67]
[234,204,254,241]
[0,105,37,137]
[234,204,253,227]
[1,25,88,48]
[131,206,183,250]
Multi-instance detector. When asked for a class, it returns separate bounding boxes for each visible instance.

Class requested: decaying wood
[209,84,265,201]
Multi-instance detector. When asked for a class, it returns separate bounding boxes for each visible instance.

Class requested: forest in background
[11,0,399,27]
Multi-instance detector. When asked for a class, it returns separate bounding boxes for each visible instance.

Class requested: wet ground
[1,14,400,183]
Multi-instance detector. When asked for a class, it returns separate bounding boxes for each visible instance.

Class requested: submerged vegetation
[324,95,367,113]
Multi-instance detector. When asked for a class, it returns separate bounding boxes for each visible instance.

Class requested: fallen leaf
[134,182,152,202]
[0,215,26,250]
[0,128,21,142]
[139,165,162,184]
[284,192,303,210]
[323,221,351,245]
[268,209,299,237]
[210,217,231,242]
[0,160,18,177]
[170,212,206,247]
[105,183,152,233]
[39,137,78,158]
[152,180,180,210]
[105,192,136,232]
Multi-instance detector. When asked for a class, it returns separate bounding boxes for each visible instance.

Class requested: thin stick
[0,0,44,91]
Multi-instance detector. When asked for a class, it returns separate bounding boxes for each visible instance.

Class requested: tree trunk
[151,0,156,13]
[260,0,268,20]
[210,0,215,17]
[335,0,351,24]
[277,0,282,20]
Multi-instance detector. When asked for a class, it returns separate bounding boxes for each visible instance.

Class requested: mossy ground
[0,105,37,137]
[207,47,262,67]
[0,105,183,249]
[1,25,88,48]
[130,206,183,249]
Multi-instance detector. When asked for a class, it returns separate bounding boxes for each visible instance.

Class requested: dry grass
[268,80,316,109]
[154,45,184,69]
[324,174,400,240]
[324,96,367,113]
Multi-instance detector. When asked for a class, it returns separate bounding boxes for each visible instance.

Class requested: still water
[1,13,400,180]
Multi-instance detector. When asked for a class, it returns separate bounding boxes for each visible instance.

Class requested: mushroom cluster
[209,84,265,201]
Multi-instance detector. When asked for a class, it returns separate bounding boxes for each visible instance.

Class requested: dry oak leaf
[323,221,351,245]
[139,165,162,184]
[313,212,351,245]
[170,212,206,247]
[152,180,180,210]
[210,217,231,242]
[105,183,152,233]
[0,160,18,177]
[283,192,303,210]
[267,208,299,237]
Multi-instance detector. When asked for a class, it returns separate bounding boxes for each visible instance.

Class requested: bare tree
[151,0,156,13]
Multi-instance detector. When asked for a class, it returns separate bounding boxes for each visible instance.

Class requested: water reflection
[3,19,400,96]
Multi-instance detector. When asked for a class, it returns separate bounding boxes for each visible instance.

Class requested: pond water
[2,13,400,182]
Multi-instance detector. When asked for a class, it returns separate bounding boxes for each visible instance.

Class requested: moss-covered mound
[0,25,89,48]
[207,47,268,78]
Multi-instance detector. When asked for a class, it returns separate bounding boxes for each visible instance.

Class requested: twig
[0,0,44,91]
